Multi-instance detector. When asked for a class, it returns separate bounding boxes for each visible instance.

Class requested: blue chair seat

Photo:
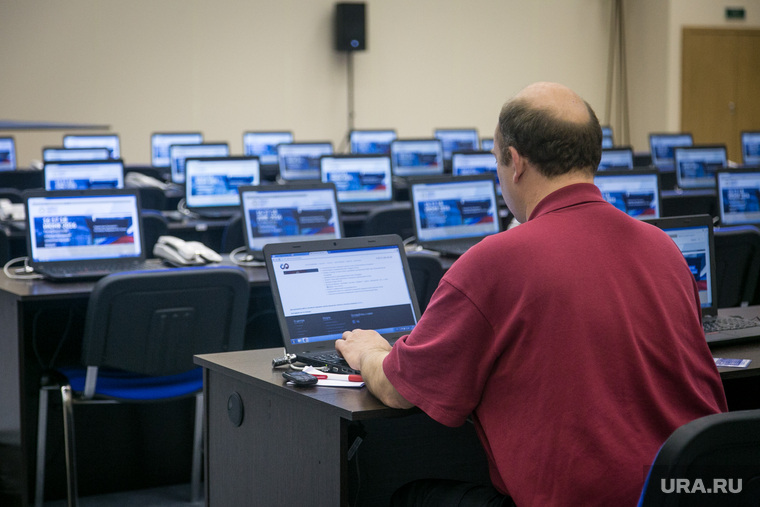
[58,367,202,400]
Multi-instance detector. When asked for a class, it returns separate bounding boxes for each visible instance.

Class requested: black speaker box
[335,3,366,51]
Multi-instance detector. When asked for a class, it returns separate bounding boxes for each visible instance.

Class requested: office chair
[134,186,168,211]
[638,409,760,506]
[140,209,170,253]
[0,187,23,203]
[713,225,760,308]
[407,252,444,313]
[363,202,414,240]
[220,213,245,253]
[35,266,250,507]
[660,192,718,218]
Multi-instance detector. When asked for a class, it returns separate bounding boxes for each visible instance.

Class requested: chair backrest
[638,409,760,506]
[713,225,760,308]
[81,266,249,376]
[140,209,170,253]
[221,213,245,253]
[0,187,23,203]
[363,202,414,239]
[407,253,443,313]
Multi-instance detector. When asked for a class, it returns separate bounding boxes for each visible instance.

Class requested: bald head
[515,82,593,126]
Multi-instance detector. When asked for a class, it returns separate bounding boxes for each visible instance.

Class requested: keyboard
[703,316,760,333]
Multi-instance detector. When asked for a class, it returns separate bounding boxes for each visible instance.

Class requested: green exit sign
[725,7,746,20]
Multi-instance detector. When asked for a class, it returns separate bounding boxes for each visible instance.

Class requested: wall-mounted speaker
[335,3,366,52]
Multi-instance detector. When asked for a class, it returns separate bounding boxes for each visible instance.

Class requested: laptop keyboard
[311,351,349,365]
[703,316,760,333]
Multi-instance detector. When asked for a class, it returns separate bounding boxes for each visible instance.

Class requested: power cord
[228,246,265,267]
[3,256,44,280]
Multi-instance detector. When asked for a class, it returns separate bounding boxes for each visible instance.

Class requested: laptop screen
[434,129,479,161]
[44,160,125,190]
[243,131,294,165]
[267,241,418,346]
[0,137,16,171]
[43,147,111,162]
[649,133,693,170]
[594,170,660,219]
[239,183,342,255]
[26,191,143,264]
[277,142,333,181]
[151,132,203,167]
[184,157,260,214]
[480,138,494,152]
[598,147,634,171]
[602,126,614,148]
[349,130,397,155]
[320,154,393,203]
[168,143,229,184]
[674,145,726,189]
[742,131,760,167]
[63,134,120,160]
[391,139,444,177]
[411,176,500,243]
[717,169,760,226]
[451,151,501,194]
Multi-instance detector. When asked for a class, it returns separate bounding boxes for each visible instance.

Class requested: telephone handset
[153,236,223,266]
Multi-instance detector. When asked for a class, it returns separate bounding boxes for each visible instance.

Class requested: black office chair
[661,192,718,218]
[363,202,414,240]
[135,186,168,211]
[0,187,23,203]
[220,213,245,253]
[140,209,170,253]
[407,252,444,313]
[35,267,250,506]
[714,225,760,308]
[638,409,760,506]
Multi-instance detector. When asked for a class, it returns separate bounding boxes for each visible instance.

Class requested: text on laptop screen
[63,135,120,160]
[661,224,713,309]
[349,130,397,155]
[185,157,260,210]
[241,186,341,252]
[320,155,393,203]
[742,132,760,167]
[480,138,494,152]
[151,133,203,167]
[451,151,501,194]
[44,161,125,190]
[243,132,294,165]
[169,143,229,184]
[0,137,16,170]
[277,143,333,181]
[718,170,760,226]
[594,172,660,219]
[675,146,726,189]
[27,194,142,263]
[434,129,479,160]
[270,245,418,345]
[43,147,111,162]
[598,148,634,171]
[412,178,500,242]
[391,140,444,177]
[649,133,693,169]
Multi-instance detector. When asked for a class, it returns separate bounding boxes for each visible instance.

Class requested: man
[335,82,727,506]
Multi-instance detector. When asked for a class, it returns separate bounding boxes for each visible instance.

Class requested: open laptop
[0,136,15,171]
[598,147,634,171]
[741,131,760,167]
[44,159,125,190]
[649,132,693,171]
[243,131,294,166]
[451,150,501,195]
[674,145,727,190]
[349,129,397,155]
[276,142,333,181]
[717,168,760,227]
[410,174,501,257]
[320,154,393,212]
[168,142,229,184]
[390,139,444,178]
[238,182,342,261]
[42,147,111,163]
[151,132,203,168]
[184,156,260,218]
[644,214,760,345]
[594,169,661,219]
[264,234,422,374]
[24,189,160,282]
[602,126,614,148]
[63,134,121,160]
[434,128,480,162]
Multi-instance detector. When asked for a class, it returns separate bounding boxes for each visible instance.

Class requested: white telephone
[125,171,169,190]
[153,236,223,266]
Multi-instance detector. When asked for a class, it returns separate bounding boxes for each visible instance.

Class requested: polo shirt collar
[528,182,604,221]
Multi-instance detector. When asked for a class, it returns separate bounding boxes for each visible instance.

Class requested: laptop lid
[243,131,294,166]
[434,129,480,161]
[43,159,125,190]
[24,188,146,273]
[741,131,760,167]
[42,147,111,163]
[601,126,614,148]
[349,129,397,155]
[277,142,333,181]
[63,134,120,160]
[598,147,634,171]
[390,139,444,178]
[594,169,661,219]
[168,142,229,184]
[674,145,727,190]
[410,174,501,250]
[717,168,760,227]
[320,154,393,205]
[0,136,16,171]
[238,182,343,259]
[264,234,421,357]
[451,150,501,195]
[184,156,260,217]
[649,132,693,170]
[151,132,203,167]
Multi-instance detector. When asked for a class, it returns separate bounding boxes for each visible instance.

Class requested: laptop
[24,189,160,282]
[43,159,125,190]
[602,126,614,148]
[349,129,397,155]
[42,147,111,163]
[390,139,444,178]
[741,131,760,167]
[151,132,204,168]
[717,168,760,227]
[594,169,661,219]
[63,134,121,160]
[238,182,343,261]
[598,147,634,171]
[674,145,727,190]
[434,128,480,162]
[243,131,294,166]
[649,132,693,171]
[184,156,260,218]
[320,154,393,212]
[410,174,501,257]
[264,234,422,374]
[451,150,501,195]
[277,142,333,181]
[0,136,16,171]
[644,214,760,345]
[168,142,229,184]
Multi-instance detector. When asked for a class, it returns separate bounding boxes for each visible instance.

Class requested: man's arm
[335,329,414,409]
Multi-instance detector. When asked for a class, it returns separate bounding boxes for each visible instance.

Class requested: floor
[43,484,199,507]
